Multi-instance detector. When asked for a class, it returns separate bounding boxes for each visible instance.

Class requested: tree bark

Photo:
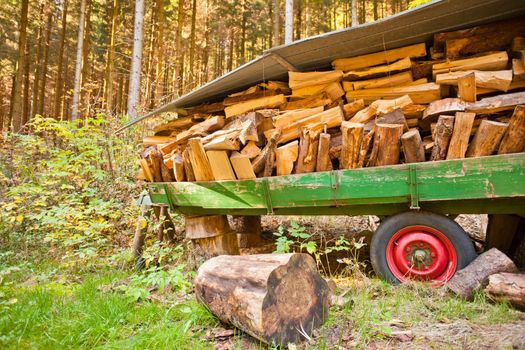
[316,133,333,172]
[368,124,403,166]
[430,115,455,161]
[53,0,68,118]
[31,4,45,119]
[9,0,29,131]
[351,0,358,27]
[195,253,331,345]
[466,120,507,157]
[273,0,280,47]
[103,0,119,113]
[485,273,525,311]
[401,129,425,163]
[38,11,53,116]
[186,215,240,259]
[230,216,263,249]
[295,128,319,174]
[340,121,364,169]
[498,105,525,154]
[127,0,145,118]
[447,248,518,300]
[284,0,293,44]
[189,0,197,75]
[72,0,87,121]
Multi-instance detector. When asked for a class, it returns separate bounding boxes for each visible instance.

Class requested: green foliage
[0,115,140,268]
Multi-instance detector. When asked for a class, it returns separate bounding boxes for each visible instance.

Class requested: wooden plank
[332,43,426,71]
[206,150,237,180]
[230,152,256,180]
[224,94,287,118]
[432,51,509,77]
[345,83,440,105]
[458,72,476,102]
[346,71,414,91]
[435,70,513,91]
[187,138,215,181]
[288,70,343,89]
[343,57,412,80]
[446,112,475,160]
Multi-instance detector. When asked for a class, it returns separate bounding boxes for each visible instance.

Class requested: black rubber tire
[370,211,476,284]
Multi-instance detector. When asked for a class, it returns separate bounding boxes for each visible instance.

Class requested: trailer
[125,0,525,284]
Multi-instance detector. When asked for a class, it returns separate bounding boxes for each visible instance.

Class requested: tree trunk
[195,253,331,345]
[103,0,119,113]
[284,0,293,44]
[127,0,145,118]
[189,0,197,73]
[351,0,358,27]
[294,0,302,40]
[175,0,185,95]
[430,115,455,160]
[10,0,29,131]
[31,5,45,119]
[80,0,92,117]
[38,11,53,116]
[72,0,87,121]
[22,47,30,125]
[273,0,280,47]
[485,273,525,311]
[186,215,240,260]
[447,248,518,300]
[53,0,68,118]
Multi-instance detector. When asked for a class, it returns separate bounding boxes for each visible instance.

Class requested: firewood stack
[139,19,525,183]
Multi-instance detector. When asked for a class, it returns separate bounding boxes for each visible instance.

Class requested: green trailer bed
[148,153,525,217]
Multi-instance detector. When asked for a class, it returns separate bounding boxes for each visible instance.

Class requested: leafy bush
[0,115,141,268]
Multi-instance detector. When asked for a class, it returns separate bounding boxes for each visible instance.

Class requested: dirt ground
[216,214,525,350]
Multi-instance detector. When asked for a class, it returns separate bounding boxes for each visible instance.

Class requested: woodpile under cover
[139,19,525,183]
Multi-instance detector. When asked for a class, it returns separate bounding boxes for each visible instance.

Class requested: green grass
[1,257,521,350]
[0,267,218,350]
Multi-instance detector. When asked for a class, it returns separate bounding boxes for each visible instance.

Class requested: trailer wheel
[370,211,476,285]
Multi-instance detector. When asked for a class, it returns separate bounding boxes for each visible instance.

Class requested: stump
[485,272,525,310]
[447,248,518,300]
[185,215,240,259]
[195,253,331,345]
[230,215,263,249]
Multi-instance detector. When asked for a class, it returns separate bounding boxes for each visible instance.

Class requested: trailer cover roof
[117,0,525,132]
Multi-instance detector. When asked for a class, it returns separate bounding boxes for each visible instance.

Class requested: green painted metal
[147,153,525,216]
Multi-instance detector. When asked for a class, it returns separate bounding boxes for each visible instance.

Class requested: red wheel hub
[386,225,457,284]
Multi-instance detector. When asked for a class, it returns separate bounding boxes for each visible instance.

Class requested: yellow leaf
[15,215,24,223]
[140,219,148,229]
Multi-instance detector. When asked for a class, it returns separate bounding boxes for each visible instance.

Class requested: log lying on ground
[332,43,426,71]
[485,273,525,311]
[194,253,331,345]
[447,248,518,300]
[498,105,525,154]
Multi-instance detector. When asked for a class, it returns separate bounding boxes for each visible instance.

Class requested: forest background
[1,0,429,131]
